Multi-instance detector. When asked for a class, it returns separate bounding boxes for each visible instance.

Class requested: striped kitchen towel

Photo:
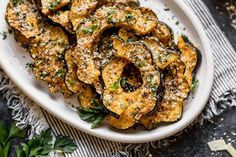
[0,0,236,156]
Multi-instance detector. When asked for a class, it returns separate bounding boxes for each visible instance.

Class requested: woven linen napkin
[1,0,236,156]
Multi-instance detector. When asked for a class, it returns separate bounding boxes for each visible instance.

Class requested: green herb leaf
[175,21,180,26]
[164,8,170,11]
[77,104,107,129]
[0,122,77,157]
[125,13,135,21]
[11,0,23,5]
[121,78,127,87]
[48,0,61,10]
[81,25,98,34]
[0,121,26,157]
[0,31,7,40]
[54,136,77,153]
[110,79,120,90]
[8,123,25,140]
[16,146,25,157]
[106,10,117,24]
[127,37,137,42]
[55,69,65,77]
[0,121,8,146]
[191,78,199,92]
[0,146,4,157]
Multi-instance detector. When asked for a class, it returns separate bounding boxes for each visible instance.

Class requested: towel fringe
[0,70,48,138]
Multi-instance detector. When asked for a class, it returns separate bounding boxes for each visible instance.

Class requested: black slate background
[0,0,236,156]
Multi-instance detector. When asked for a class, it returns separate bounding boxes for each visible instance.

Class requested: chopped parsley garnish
[125,13,135,21]
[55,69,65,77]
[81,25,98,34]
[0,31,7,40]
[48,0,61,10]
[25,63,33,68]
[159,53,171,63]
[110,79,120,90]
[40,71,49,79]
[121,78,127,87]
[191,78,199,92]
[8,29,13,34]
[136,62,145,67]
[68,76,75,85]
[164,8,170,11]
[34,60,42,66]
[106,10,117,24]
[127,37,137,42]
[11,0,23,5]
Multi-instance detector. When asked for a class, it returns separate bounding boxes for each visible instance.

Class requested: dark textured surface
[0,0,236,156]
[203,0,236,50]
[151,107,236,157]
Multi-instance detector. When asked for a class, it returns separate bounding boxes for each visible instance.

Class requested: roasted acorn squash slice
[29,25,72,97]
[6,0,41,40]
[141,60,190,129]
[152,22,173,47]
[103,38,160,129]
[71,4,158,85]
[178,35,199,87]
[142,37,179,69]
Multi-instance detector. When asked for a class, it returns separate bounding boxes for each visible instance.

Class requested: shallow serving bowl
[0,0,214,143]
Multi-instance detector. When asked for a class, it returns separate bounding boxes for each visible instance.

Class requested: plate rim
[0,0,214,143]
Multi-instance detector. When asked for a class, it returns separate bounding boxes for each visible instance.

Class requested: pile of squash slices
[6,0,201,130]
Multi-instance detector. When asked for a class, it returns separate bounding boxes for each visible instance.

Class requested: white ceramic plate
[0,0,214,143]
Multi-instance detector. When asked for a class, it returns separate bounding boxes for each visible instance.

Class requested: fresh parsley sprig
[54,136,78,153]
[77,99,108,129]
[16,128,77,157]
[0,121,25,157]
[0,121,77,157]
